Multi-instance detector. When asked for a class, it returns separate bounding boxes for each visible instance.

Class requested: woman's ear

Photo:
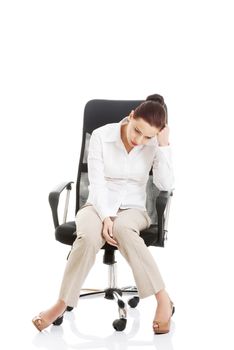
[129,110,134,120]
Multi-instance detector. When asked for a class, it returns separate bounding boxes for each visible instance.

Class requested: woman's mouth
[131,140,137,146]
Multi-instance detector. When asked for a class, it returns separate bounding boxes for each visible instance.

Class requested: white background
[1,0,234,349]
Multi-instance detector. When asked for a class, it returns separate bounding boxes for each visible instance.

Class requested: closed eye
[135,128,153,139]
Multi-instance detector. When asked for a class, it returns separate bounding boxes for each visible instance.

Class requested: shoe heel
[52,314,64,326]
[172,305,175,316]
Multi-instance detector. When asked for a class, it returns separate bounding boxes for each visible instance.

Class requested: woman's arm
[88,131,118,247]
[152,126,174,191]
[87,131,117,222]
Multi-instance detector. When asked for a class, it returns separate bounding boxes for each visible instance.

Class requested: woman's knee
[74,230,103,251]
[74,207,104,249]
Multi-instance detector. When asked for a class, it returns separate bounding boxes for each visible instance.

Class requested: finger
[102,229,109,240]
[159,125,166,132]
[108,227,113,238]
[105,221,113,236]
[102,229,118,246]
[105,232,118,246]
[107,235,118,246]
[103,234,118,247]
[106,239,118,247]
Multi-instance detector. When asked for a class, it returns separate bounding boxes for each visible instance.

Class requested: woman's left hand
[102,217,118,247]
[157,125,170,146]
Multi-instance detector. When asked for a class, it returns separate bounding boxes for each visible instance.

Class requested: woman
[32,94,175,334]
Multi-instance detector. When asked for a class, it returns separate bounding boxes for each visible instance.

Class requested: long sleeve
[152,145,174,191]
[87,131,118,221]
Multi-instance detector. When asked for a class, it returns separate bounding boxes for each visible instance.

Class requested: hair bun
[146,94,165,105]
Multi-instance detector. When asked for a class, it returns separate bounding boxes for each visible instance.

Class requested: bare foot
[40,300,66,322]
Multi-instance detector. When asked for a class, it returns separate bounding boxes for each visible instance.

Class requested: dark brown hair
[134,94,167,130]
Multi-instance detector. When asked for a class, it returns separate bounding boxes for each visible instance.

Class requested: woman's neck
[120,124,133,153]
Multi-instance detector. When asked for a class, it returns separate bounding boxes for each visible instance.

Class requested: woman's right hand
[102,217,118,247]
[157,124,170,146]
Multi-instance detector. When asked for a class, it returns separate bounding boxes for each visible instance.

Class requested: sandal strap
[153,320,165,327]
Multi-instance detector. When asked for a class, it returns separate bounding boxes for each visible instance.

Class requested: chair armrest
[156,190,173,247]
[49,181,74,228]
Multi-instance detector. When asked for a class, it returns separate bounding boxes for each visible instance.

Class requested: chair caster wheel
[52,315,64,326]
[112,318,127,331]
[66,306,73,312]
[128,296,139,308]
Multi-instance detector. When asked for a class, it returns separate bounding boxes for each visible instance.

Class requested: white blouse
[86,117,174,221]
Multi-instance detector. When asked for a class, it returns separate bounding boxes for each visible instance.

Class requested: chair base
[79,285,138,298]
[56,264,140,331]
[79,286,140,331]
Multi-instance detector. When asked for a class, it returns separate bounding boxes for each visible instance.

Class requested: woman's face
[126,112,160,148]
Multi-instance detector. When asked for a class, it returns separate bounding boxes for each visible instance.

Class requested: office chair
[49,99,173,331]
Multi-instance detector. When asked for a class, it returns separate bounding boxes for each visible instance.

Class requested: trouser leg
[58,205,105,307]
[112,209,165,298]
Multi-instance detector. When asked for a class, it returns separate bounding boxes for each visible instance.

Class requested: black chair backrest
[83,99,143,134]
[75,99,160,223]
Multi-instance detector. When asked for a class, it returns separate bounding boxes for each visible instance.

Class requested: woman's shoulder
[92,122,119,139]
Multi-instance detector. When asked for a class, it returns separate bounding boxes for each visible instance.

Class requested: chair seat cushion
[55,221,161,247]
[55,221,77,246]
[140,225,161,246]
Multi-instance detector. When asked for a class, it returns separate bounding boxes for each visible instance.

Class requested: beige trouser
[58,204,165,307]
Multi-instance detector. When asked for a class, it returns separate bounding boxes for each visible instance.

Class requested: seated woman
[32,94,175,334]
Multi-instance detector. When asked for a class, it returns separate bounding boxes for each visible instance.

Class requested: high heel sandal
[153,300,175,335]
